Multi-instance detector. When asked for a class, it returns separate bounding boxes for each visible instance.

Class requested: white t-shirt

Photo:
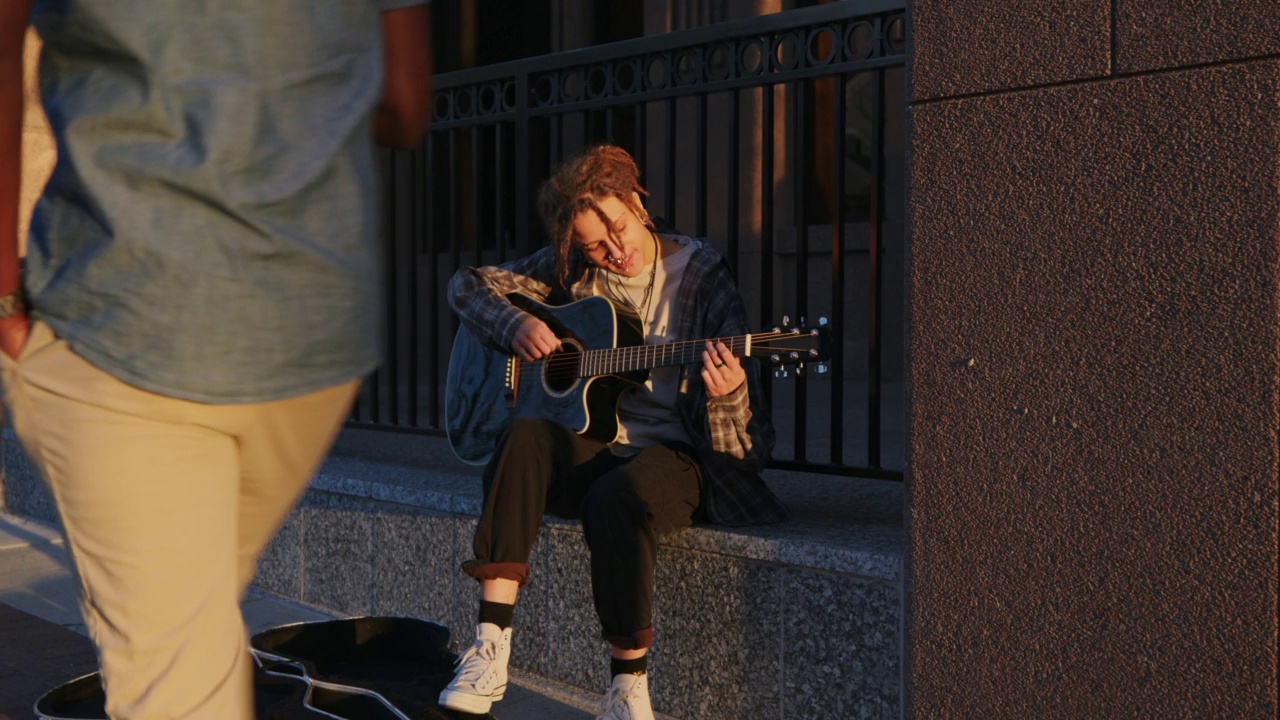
[598,239,696,453]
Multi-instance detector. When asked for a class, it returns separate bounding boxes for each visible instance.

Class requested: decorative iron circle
[645,55,668,90]
[773,31,800,71]
[433,91,452,123]
[674,48,701,86]
[739,37,766,76]
[501,80,517,112]
[886,15,906,54]
[531,74,556,108]
[455,85,476,118]
[706,42,733,81]
[807,26,837,65]
[614,58,641,95]
[477,83,499,115]
[561,68,584,102]
[587,65,611,99]
[846,21,876,60]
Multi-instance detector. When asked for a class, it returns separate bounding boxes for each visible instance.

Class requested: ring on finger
[714,361,726,368]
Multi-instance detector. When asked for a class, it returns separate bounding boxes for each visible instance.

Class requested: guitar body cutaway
[446,294,646,465]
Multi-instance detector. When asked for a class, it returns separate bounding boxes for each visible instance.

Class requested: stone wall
[905,2,1280,717]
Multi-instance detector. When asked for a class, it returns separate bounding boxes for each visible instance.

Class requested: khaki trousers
[1,322,359,720]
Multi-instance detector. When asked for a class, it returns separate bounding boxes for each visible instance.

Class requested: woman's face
[570,194,654,278]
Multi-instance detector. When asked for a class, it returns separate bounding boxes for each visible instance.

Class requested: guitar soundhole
[541,338,582,397]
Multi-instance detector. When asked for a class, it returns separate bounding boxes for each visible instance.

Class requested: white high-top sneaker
[438,623,512,713]
[596,672,654,720]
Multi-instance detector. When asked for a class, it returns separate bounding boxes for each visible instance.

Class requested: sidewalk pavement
[0,511,603,720]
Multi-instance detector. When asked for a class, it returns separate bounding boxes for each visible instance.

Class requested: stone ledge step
[322,428,904,582]
[4,427,904,719]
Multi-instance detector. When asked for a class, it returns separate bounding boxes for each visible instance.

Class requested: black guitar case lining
[251,616,464,719]
[35,617,486,720]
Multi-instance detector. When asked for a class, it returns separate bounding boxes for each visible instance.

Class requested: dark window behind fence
[350,0,907,481]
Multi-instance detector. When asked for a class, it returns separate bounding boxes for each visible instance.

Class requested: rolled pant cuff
[604,625,653,651]
[462,560,530,588]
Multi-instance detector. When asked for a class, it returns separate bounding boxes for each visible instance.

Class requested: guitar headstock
[750,315,834,378]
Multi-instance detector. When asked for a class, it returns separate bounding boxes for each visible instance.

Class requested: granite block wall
[908,0,1110,100]
[906,1,1280,718]
[0,433,58,527]
[1116,0,1280,72]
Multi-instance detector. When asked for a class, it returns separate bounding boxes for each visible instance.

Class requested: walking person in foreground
[0,1,431,717]
[440,144,787,719]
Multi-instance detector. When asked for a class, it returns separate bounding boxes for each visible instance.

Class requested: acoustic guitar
[445,293,831,465]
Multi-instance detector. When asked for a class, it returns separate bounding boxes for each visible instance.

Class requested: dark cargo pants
[463,417,702,649]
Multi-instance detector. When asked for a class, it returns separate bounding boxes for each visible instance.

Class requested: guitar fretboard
[578,335,753,376]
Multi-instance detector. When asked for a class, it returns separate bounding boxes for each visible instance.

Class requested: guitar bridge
[503,356,519,408]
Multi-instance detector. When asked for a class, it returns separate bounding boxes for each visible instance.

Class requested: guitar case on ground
[34,617,491,720]
[34,669,354,720]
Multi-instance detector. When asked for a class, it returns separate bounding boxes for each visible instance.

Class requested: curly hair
[537,144,651,284]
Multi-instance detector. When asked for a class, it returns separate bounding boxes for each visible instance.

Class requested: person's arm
[376,3,432,149]
[698,266,775,468]
[0,0,35,360]
[447,248,565,359]
[703,346,758,461]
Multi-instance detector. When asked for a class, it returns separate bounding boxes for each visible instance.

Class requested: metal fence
[350,0,907,480]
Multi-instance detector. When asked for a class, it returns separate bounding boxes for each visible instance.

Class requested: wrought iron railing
[351,0,907,480]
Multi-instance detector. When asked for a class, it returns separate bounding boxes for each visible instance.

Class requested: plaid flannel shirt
[447,236,787,526]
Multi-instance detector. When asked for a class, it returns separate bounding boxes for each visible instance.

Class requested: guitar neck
[580,335,751,376]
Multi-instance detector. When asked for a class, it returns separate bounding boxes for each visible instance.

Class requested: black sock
[611,656,647,677]
[478,600,515,629]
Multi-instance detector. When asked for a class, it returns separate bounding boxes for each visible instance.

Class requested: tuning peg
[814,362,829,374]
[818,317,829,327]
[794,363,805,377]
[781,314,791,327]
[774,366,790,379]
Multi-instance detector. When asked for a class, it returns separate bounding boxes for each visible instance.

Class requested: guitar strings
[521,331,821,374]
[523,332,818,365]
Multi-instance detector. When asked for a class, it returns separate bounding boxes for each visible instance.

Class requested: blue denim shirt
[24,0,423,403]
